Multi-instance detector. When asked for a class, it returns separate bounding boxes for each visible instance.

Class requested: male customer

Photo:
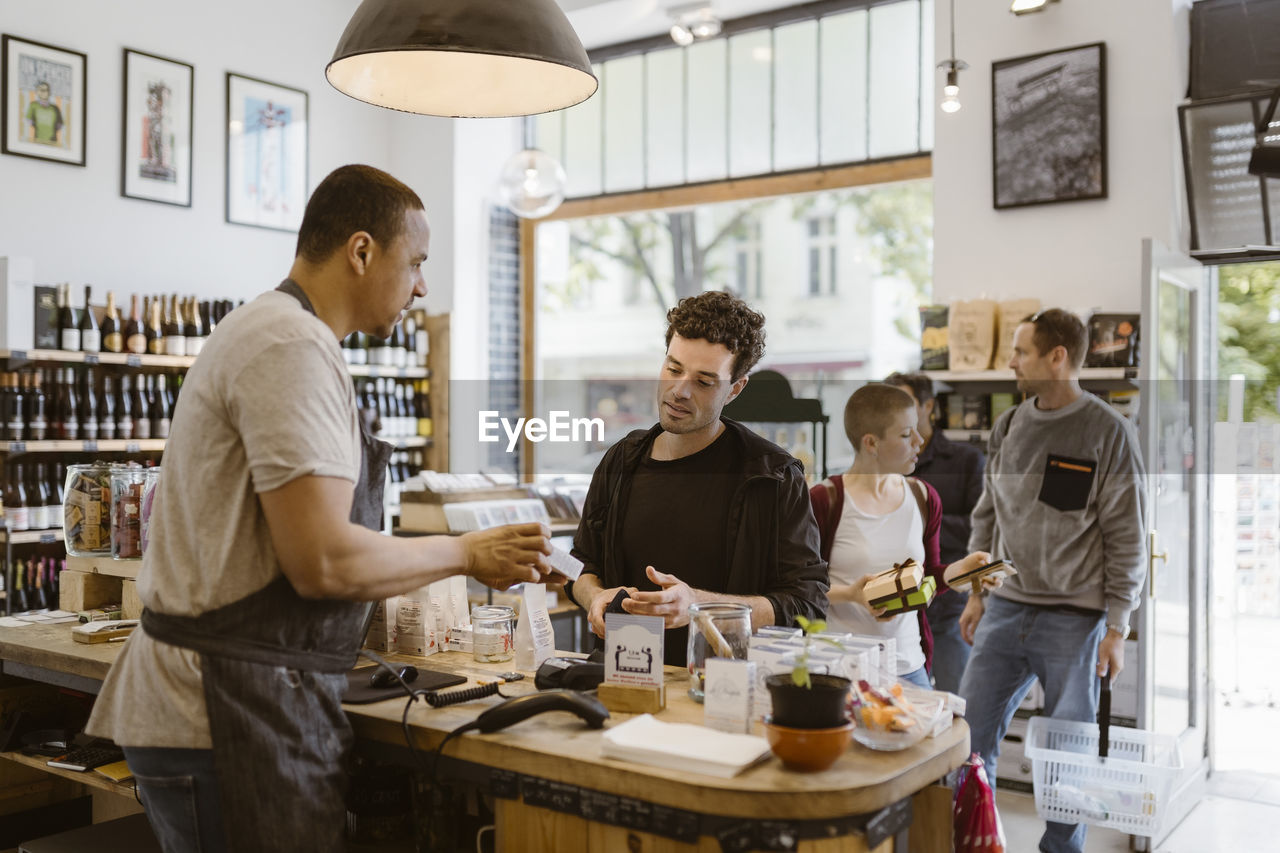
[884,371,985,692]
[87,165,554,853]
[959,309,1147,853]
[567,290,829,665]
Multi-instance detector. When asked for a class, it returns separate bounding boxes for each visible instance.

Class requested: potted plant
[763,617,854,771]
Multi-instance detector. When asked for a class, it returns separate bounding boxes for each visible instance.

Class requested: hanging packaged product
[514,583,555,670]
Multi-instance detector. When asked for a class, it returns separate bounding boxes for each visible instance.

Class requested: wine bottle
[101,290,123,353]
[5,373,25,442]
[404,315,418,368]
[414,316,430,368]
[30,559,47,610]
[39,462,59,531]
[163,295,186,357]
[369,333,392,367]
[79,285,101,354]
[200,300,214,339]
[25,463,47,531]
[25,372,47,441]
[390,321,407,368]
[124,293,145,354]
[10,551,28,611]
[147,296,164,355]
[351,331,368,366]
[152,374,171,438]
[7,462,29,532]
[62,367,79,440]
[79,367,99,442]
[58,283,80,352]
[98,374,117,441]
[116,374,134,440]
[185,295,205,356]
[132,373,151,440]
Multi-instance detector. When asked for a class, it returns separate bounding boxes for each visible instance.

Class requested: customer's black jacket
[912,429,985,565]
[567,418,829,627]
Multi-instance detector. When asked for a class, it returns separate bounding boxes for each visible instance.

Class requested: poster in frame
[1,34,87,166]
[122,48,193,207]
[225,72,308,232]
[991,42,1107,210]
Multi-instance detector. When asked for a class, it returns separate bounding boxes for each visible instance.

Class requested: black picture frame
[1,34,87,166]
[121,48,194,207]
[992,42,1107,210]
[225,71,309,232]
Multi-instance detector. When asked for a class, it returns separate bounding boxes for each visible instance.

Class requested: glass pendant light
[937,0,968,115]
[498,119,568,219]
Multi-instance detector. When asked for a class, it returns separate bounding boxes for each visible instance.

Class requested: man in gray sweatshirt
[958,308,1147,853]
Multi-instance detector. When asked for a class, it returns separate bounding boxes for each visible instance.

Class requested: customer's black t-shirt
[618,427,741,666]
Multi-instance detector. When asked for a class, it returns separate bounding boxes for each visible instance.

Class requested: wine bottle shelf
[384,436,431,449]
[942,429,992,443]
[0,440,166,454]
[1,527,64,544]
[347,364,430,379]
[923,367,1133,382]
[0,348,196,369]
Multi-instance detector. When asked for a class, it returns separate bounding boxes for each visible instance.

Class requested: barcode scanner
[472,690,609,733]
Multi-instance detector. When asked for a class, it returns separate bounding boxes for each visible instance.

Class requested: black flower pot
[766,673,852,729]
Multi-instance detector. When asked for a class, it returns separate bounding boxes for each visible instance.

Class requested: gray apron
[141,279,391,852]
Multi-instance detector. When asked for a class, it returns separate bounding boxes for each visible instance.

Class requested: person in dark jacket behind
[885,371,986,692]
[567,291,829,666]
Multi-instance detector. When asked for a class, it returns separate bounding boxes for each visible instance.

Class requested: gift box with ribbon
[866,559,937,613]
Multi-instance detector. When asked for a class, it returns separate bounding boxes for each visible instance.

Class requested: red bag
[954,753,1005,853]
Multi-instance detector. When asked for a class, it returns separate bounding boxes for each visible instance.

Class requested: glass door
[1137,239,1212,846]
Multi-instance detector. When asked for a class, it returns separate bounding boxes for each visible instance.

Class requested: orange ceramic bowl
[764,719,854,772]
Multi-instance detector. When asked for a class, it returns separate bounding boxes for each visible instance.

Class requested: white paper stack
[601,714,772,778]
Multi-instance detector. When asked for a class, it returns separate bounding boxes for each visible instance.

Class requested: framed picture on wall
[225,72,308,232]
[991,42,1107,209]
[1,34,87,166]
[121,49,193,207]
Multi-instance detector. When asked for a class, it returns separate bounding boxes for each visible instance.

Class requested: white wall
[932,0,1191,314]
[0,0,398,303]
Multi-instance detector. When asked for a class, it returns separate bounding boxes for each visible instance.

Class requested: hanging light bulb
[940,66,962,113]
[937,0,967,115]
[497,148,567,219]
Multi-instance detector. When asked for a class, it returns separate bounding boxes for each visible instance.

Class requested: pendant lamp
[327,0,599,118]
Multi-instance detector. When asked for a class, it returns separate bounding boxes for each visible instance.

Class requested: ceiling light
[497,148,568,218]
[327,0,598,118]
[938,0,967,115]
[1011,0,1061,15]
[668,3,722,46]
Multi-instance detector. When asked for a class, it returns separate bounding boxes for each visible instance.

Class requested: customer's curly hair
[664,290,766,382]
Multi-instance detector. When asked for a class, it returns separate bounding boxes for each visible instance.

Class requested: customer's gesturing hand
[461,522,552,590]
[623,566,696,628]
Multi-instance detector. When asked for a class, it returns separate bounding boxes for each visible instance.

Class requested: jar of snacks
[111,468,147,559]
[140,467,161,555]
[471,604,515,663]
[63,463,115,556]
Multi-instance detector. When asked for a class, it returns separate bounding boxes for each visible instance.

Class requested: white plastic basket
[1025,716,1183,836]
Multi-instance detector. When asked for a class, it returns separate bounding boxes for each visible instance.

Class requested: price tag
[9,350,27,361]
[40,533,56,544]
[83,440,98,452]
[9,441,25,453]
[126,355,142,367]
[125,442,140,453]
[84,354,99,365]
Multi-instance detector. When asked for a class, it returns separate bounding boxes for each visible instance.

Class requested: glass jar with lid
[63,463,115,556]
[686,601,752,703]
[471,604,515,663]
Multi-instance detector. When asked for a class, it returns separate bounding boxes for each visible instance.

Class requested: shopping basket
[1025,714,1182,836]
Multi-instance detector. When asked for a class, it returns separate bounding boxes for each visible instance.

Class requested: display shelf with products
[722,369,829,484]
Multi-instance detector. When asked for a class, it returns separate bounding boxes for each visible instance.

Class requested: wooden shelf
[942,429,991,443]
[0,750,136,798]
[347,364,430,379]
[0,439,165,454]
[65,554,140,580]
[0,348,195,369]
[382,436,431,449]
[1,528,64,544]
[923,367,1134,382]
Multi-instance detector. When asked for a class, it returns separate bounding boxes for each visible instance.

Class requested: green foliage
[1218,263,1280,423]
[790,615,841,689]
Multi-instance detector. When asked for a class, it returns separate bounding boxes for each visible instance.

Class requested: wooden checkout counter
[0,622,968,852]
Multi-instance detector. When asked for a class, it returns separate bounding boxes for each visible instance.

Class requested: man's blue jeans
[925,590,971,693]
[123,746,227,853]
[958,596,1105,853]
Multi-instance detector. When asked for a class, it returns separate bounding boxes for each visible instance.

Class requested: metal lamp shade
[327,0,598,118]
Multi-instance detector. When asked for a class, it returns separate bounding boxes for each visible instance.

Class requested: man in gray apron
[86,165,553,852]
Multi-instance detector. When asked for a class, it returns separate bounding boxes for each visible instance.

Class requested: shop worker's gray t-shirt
[87,290,361,748]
